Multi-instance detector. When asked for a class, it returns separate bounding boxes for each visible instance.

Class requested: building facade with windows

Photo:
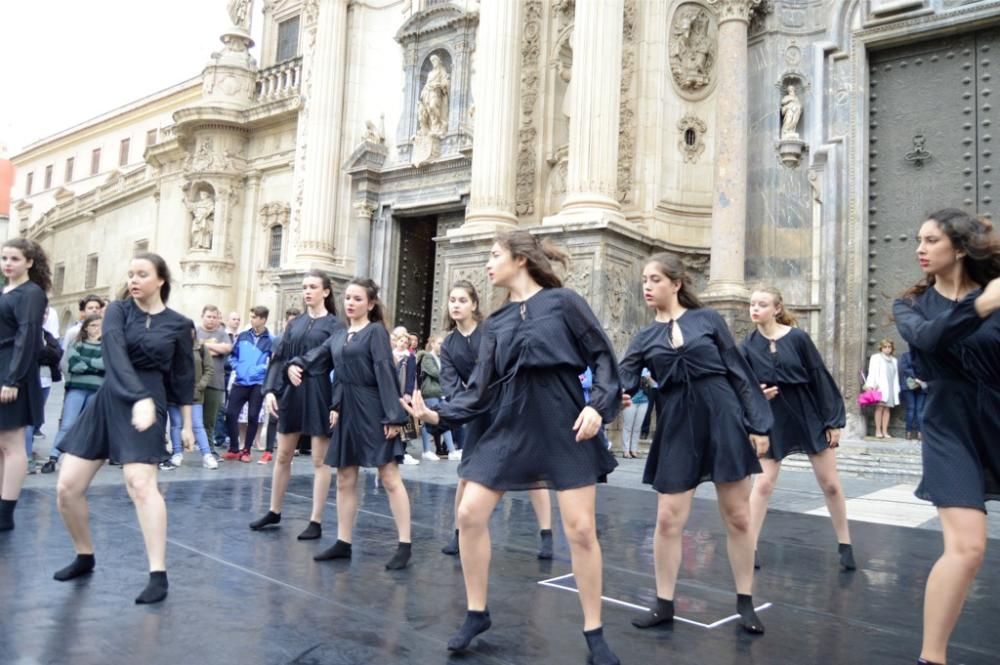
[10,0,1000,435]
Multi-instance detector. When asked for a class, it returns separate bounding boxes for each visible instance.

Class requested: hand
[826,428,842,448]
[265,392,280,418]
[181,427,196,451]
[0,385,18,404]
[132,398,156,432]
[287,364,304,387]
[400,389,439,425]
[573,406,602,442]
[621,391,633,409]
[749,433,770,458]
[403,394,413,405]
[761,383,779,401]
[329,410,339,429]
[384,424,402,439]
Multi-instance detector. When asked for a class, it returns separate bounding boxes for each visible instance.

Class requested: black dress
[740,328,846,460]
[436,288,620,492]
[959,310,1000,503]
[894,288,997,510]
[439,326,491,470]
[294,323,408,468]
[263,312,344,437]
[0,281,46,429]
[60,299,194,464]
[619,308,772,494]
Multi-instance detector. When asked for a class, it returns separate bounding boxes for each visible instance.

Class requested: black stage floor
[1,475,997,665]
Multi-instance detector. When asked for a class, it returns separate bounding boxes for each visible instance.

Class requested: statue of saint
[417,54,451,137]
[781,85,803,138]
[670,8,714,91]
[227,0,253,31]
[186,190,215,250]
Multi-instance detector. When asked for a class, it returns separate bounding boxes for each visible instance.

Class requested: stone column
[296,0,348,265]
[454,0,523,236]
[551,0,625,224]
[354,200,377,277]
[704,0,760,298]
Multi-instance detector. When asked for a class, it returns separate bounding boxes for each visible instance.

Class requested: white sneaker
[202,453,218,469]
[447,450,462,461]
[170,453,184,467]
[402,453,420,465]
[421,451,440,461]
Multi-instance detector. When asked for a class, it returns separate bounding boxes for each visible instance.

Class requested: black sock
[583,626,620,665]
[631,597,674,628]
[442,529,459,555]
[917,659,943,665]
[135,571,169,604]
[538,529,553,560]
[447,609,492,651]
[0,499,17,531]
[839,543,857,571]
[754,549,761,570]
[737,594,764,634]
[53,554,96,581]
[314,539,352,561]
[385,541,412,570]
[297,521,322,540]
[249,511,281,531]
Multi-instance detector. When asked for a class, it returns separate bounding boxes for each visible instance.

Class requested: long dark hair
[2,238,52,292]
[645,253,704,309]
[304,269,338,315]
[118,252,172,303]
[495,230,569,290]
[76,313,103,345]
[348,277,385,323]
[444,279,484,330]
[903,208,1000,299]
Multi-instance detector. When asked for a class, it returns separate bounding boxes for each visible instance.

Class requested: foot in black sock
[917,659,943,665]
[631,597,674,628]
[583,626,620,665]
[839,543,857,571]
[447,609,492,651]
[314,539,352,561]
[442,529,459,555]
[538,529,553,560]
[0,499,17,531]
[754,549,761,570]
[249,511,281,531]
[53,554,96,581]
[297,521,322,540]
[737,594,764,634]
[135,571,168,604]
[385,541,412,570]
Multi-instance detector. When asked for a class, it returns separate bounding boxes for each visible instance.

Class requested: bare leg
[309,436,332,523]
[528,488,552,530]
[452,478,467,529]
[717,478,764,633]
[653,490,695,600]
[268,432,299,514]
[920,507,987,664]
[123,463,168,571]
[749,458,781,550]
[809,448,851,544]
[457,482,504,610]
[555,485,604,630]
[55,454,105,554]
[378,462,412,542]
[0,428,28,500]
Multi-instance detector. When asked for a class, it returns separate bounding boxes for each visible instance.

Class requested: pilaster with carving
[617,0,637,204]
[515,0,544,218]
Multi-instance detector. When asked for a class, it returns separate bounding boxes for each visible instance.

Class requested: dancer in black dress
[403,231,622,665]
[251,270,343,540]
[294,278,413,569]
[891,209,1000,665]
[0,238,50,532]
[619,253,771,635]
[741,287,854,571]
[53,253,194,604]
[438,280,554,558]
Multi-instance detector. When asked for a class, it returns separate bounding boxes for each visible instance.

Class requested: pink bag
[857,371,882,406]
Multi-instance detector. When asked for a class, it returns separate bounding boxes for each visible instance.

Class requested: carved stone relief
[678,114,708,163]
[669,4,717,99]
[516,0,544,217]
[185,186,216,250]
[617,0,637,203]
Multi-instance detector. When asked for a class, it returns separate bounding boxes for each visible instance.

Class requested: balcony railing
[255,57,302,103]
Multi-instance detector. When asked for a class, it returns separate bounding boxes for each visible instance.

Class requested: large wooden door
[394,216,438,343]
[867,28,998,351]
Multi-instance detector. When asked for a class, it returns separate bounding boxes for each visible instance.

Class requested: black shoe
[442,529,460,556]
[754,549,761,570]
[41,459,57,474]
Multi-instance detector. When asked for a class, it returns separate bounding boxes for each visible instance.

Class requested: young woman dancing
[0,238,50,531]
[53,253,194,604]
[404,231,622,665]
[741,287,853,571]
[437,280,554,558]
[619,253,772,635]
[892,208,1000,665]
[252,270,344,540]
[293,278,413,569]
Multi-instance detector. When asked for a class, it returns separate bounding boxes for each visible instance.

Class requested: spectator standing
[27,315,62,472]
[197,306,231,444]
[419,333,458,461]
[620,368,651,459]
[898,350,927,440]
[224,307,273,462]
[212,311,242,447]
[161,324,218,470]
[60,296,104,376]
[867,339,900,439]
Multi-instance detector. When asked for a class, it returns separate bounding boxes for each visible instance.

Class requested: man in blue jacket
[223,306,274,462]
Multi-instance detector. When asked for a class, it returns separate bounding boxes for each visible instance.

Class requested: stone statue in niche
[780,84,802,138]
[670,6,715,92]
[417,54,451,138]
[227,0,253,31]
[186,190,215,250]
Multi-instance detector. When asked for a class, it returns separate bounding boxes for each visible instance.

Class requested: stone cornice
[394,3,478,45]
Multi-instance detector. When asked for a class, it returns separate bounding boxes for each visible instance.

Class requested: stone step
[782,437,924,479]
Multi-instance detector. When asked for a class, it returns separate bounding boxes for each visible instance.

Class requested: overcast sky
[1,0,264,154]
